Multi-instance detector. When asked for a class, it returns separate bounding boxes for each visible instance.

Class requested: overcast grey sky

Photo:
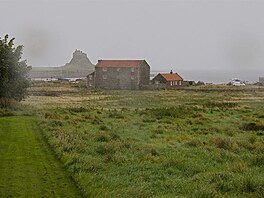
[1,0,264,82]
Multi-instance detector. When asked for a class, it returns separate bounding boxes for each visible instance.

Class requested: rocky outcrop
[69,50,92,65]
[29,50,95,79]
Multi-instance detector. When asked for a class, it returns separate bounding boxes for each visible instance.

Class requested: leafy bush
[0,98,17,108]
[0,35,31,101]
[0,108,14,117]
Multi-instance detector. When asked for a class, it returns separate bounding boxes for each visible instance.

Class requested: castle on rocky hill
[29,50,95,80]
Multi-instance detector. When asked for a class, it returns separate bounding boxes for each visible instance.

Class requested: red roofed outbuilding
[152,70,183,86]
[88,60,150,89]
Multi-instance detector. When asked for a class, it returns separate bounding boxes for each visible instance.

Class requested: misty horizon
[1,0,264,83]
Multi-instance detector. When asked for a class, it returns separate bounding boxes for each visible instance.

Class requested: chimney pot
[170,70,173,74]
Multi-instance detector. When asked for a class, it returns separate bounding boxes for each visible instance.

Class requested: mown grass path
[0,116,81,197]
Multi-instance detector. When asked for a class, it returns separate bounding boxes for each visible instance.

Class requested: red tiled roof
[96,60,145,68]
[160,73,183,81]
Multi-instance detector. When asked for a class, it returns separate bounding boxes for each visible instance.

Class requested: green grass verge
[0,116,81,197]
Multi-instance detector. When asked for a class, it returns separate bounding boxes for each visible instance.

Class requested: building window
[131,68,134,72]
[170,81,173,86]
[102,68,107,72]
[179,81,182,85]
[175,81,178,85]
[103,75,107,79]
[89,75,93,80]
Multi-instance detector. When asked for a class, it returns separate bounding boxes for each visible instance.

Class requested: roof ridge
[160,72,183,81]
[96,60,146,68]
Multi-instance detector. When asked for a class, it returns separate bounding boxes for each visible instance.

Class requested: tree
[0,35,31,101]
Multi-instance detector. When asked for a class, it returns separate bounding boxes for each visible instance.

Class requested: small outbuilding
[151,70,183,86]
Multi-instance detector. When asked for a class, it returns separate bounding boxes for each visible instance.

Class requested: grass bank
[0,116,81,197]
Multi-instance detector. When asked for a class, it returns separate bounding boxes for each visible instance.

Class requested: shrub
[0,98,18,109]
[0,108,14,116]
[0,35,31,101]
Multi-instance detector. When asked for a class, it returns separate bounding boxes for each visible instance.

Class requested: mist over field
[1,0,264,83]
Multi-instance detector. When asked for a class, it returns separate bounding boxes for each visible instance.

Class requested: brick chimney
[170,70,173,74]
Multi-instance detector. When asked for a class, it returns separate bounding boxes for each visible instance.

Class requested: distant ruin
[29,50,95,80]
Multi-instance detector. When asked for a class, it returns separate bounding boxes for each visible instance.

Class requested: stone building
[87,60,150,89]
[151,70,183,86]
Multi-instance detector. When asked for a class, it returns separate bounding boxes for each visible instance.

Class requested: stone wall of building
[95,67,140,89]
[139,61,150,85]
[93,61,150,90]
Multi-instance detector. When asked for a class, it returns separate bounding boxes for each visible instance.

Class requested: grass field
[0,116,81,197]
[21,83,264,197]
[1,82,263,197]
